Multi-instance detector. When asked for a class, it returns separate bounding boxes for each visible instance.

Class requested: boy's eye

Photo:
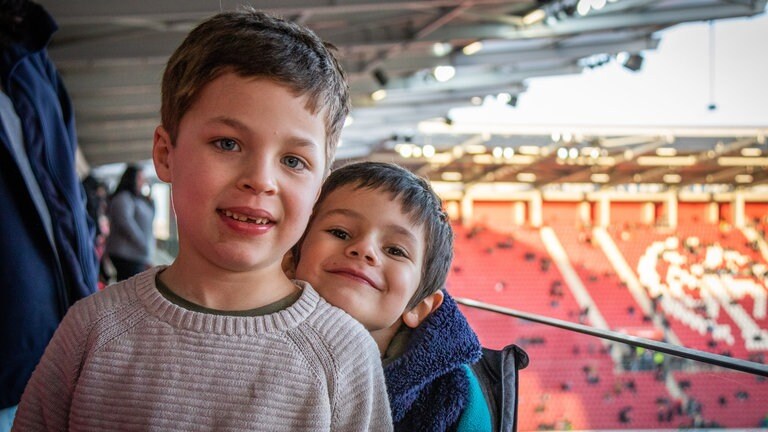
[386,246,408,258]
[282,155,307,170]
[213,138,240,152]
[327,228,349,240]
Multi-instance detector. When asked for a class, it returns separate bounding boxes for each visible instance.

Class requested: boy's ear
[153,125,173,183]
[402,290,444,329]
[282,250,296,279]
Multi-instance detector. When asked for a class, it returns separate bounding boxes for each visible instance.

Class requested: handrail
[455,297,768,377]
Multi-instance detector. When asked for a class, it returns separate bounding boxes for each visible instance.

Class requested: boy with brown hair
[13,9,391,431]
[290,162,497,431]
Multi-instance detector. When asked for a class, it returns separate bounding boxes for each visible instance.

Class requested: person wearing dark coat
[0,0,98,427]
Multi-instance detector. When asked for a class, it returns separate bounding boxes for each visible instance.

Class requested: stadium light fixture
[423,144,436,158]
[371,89,387,101]
[432,42,452,57]
[395,144,413,158]
[464,144,487,154]
[518,145,541,155]
[473,155,495,164]
[718,157,768,166]
[497,92,512,104]
[655,147,677,156]
[433,65,456,82]
[637,156,696,166]
[622,53,644,72]
[441,171,463,181]
[517,172,537,182]
[462,41,483,55]
[576,0,591,16]
[523,8,546,26]
[741,148,762,157]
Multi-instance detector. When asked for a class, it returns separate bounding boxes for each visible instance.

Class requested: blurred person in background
[82,174,115,288]
[106,164,155,281]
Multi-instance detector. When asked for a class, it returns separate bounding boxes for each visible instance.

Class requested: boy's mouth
[328,268,379,290]
[219,209,272,225]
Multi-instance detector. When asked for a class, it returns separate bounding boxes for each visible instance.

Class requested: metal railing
[455,297,768,377]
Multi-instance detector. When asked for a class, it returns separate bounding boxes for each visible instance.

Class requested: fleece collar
[384,292,482,431]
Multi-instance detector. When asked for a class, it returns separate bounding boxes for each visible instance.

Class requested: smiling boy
[292,162,491,431]
[154,73,325,308]
[13,10,391,431]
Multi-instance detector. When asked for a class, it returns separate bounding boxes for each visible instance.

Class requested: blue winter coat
[0,3,98,408]
[384,292,485,431]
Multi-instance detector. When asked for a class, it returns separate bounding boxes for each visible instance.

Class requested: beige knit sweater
[13,267,392,431]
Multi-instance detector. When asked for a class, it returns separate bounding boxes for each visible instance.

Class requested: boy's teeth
[222,210,269,224]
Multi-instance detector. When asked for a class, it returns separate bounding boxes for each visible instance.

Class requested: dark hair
[82,174,107,235]
[111,164,142,199]
[0,0,31,47]
[161,7,349,171]
[296,162,454,309]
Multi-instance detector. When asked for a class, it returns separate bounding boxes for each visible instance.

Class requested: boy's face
[153,73,326,275]
[295,185,426,333]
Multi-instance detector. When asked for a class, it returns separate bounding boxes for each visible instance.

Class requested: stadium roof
[39,0,767,187]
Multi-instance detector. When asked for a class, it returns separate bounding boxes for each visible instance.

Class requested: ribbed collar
[134,266,320,336]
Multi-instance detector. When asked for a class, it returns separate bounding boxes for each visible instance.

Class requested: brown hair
[161,8,349,170]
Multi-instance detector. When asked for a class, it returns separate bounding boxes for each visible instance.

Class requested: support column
[579,201,591,226]
[597,194,610,228]
[445,200,460,222]
[513,201,526,226]
[666,191,678,229]
[642,202,655,225]
[733,191,746,228]
[530,191,542,228]
[707,201,719,224]
[461,194,473,226]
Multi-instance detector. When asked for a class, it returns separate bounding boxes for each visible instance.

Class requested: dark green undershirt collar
[155,272,301,317]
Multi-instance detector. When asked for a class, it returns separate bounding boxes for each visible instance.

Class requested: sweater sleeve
[12,301,92,431]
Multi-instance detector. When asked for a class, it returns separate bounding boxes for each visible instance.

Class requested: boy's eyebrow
[210,116,321,149]
[320,208,419,245]
[211,116,249,133]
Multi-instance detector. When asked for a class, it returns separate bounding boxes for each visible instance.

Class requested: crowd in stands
[453,218,767,430]
[645,234,768,350]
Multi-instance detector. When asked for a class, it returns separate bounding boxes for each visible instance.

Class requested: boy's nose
[238,161,278,195]
[346,240,379,265]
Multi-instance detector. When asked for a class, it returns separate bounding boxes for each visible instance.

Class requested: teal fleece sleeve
[455,365,492,431]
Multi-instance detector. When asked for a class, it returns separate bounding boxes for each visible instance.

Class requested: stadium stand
[448,199,768,430]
